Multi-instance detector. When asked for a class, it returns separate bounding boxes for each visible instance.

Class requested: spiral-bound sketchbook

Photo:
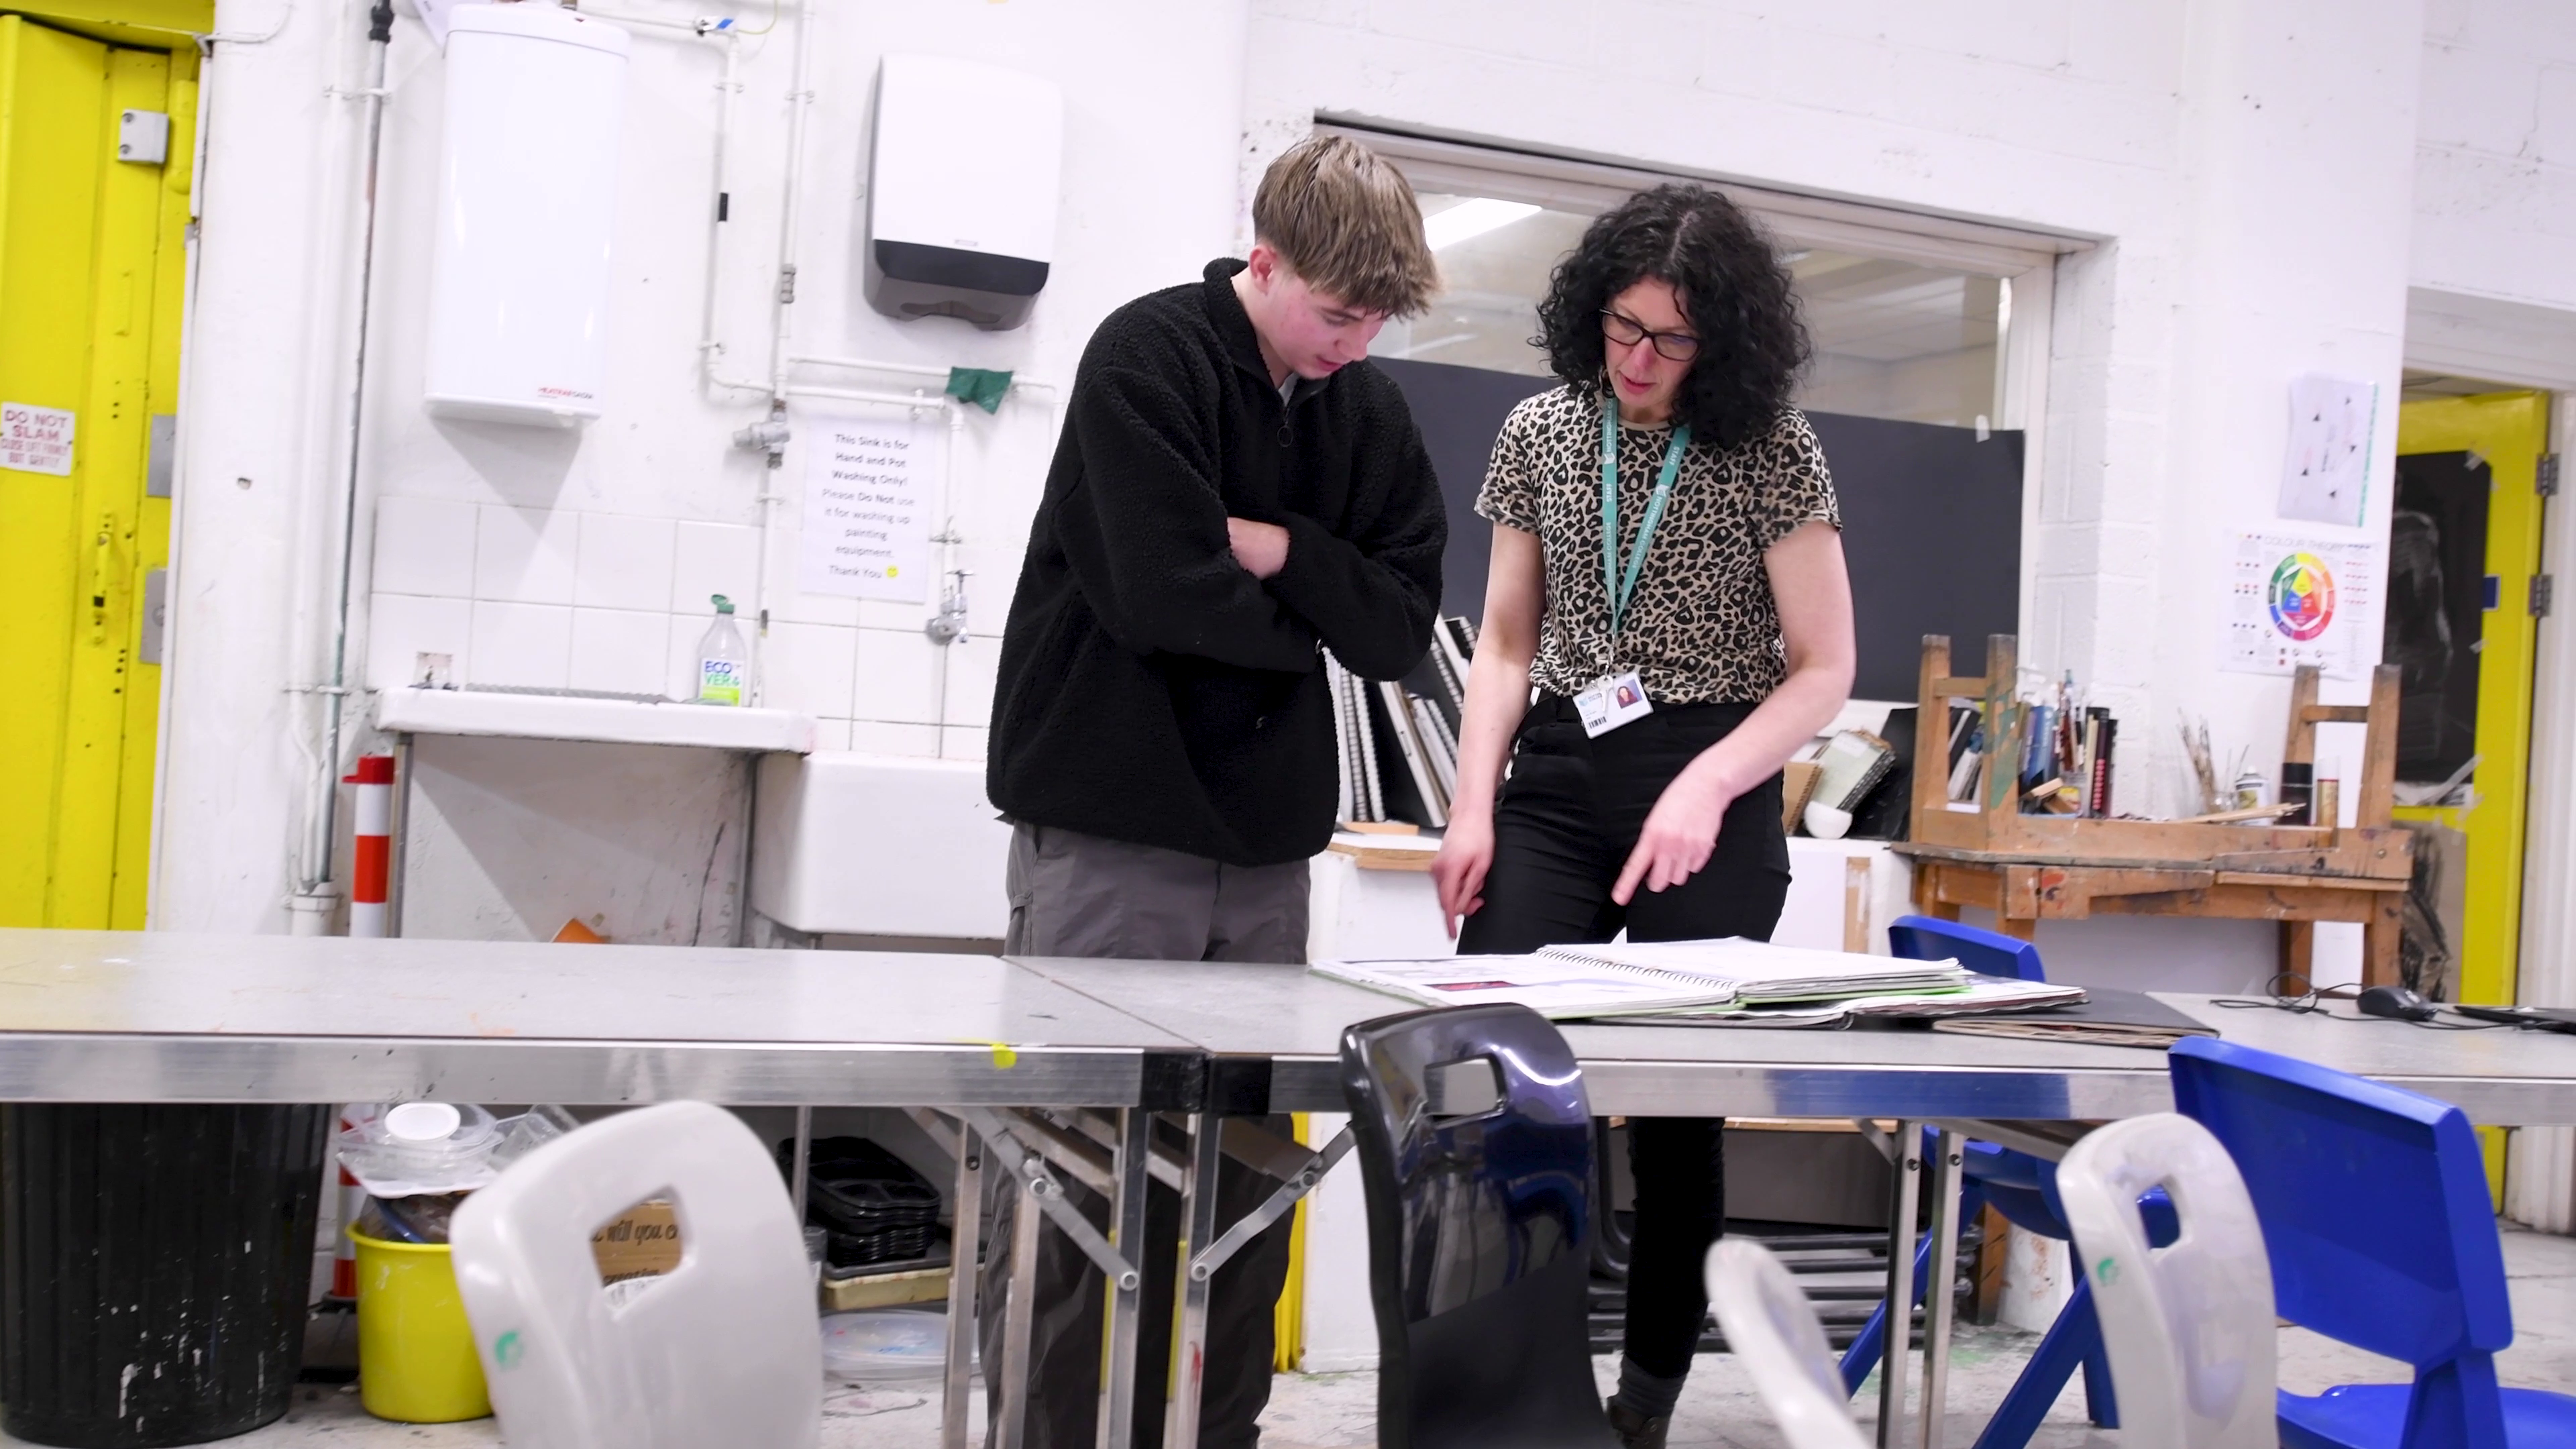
[1313,955,1745,1019]
[1534,938,1968,1004]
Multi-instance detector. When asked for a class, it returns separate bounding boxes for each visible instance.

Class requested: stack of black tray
[778,1136,948,1271]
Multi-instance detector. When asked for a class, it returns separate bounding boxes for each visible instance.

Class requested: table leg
[1876,1122,1924,1448]
[2281,920,2316,988]
[942,1122,983,1449]
[2363,899,2402,989]
[998,1175,1042,1449]
[1098,1109,1152,1449]
[1165,1114,1224,1449]
[1917,1130,1964,1449]
[791,1105,813,1222]
[1993,914,2036,943]
[1913,865,1962,923]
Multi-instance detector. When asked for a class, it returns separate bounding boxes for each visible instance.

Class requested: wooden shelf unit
[1896,635,2415,986]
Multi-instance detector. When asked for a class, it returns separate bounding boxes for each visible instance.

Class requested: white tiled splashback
[368,498,1004,759]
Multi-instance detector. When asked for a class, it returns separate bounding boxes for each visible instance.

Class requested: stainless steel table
[0,930,1202,1107]
[1016,958,2576,1448]
[8,933,2574,1449]
[2158,994,2576,1123]
[0,930,1201,1449]
[1009,955,2187,1117]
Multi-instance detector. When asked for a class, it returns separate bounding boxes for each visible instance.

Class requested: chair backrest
[1886,914,2047,981]
[2056,1113,2276,1449]
[2167,1037,2513,1370]
[450,1102,821,1449]
[1707,1240,1870,1449]
[1340,1004,1611,1449]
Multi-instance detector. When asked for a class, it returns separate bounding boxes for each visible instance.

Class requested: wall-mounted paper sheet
[798,409,935,602]
[2279,374,2375,527]
[2221,529,2382,679]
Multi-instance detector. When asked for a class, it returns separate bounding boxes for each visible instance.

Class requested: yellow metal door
[2388,392,2551,1013]
[0,14,191,928]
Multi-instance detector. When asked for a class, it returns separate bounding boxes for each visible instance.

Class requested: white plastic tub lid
[820,1311,948,1381]
[386,1101,464,1142]
[441,3,631,57]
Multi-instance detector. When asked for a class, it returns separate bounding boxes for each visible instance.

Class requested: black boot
[1606,1398,1669,1449]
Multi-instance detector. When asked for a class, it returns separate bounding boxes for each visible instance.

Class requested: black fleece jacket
[987,259,1446,867]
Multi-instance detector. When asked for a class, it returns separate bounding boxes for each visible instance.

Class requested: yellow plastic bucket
[352,1230,492,1423]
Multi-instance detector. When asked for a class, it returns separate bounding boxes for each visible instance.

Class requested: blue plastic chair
[1838,917,2133,1448]
[2169,1036,2576,1449]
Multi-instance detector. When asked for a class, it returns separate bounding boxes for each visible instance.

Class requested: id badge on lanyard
[1576,396,1690,739]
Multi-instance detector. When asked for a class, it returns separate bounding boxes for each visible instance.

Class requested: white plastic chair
[1705,1238,1871,1449]
[450,1102,822,1449]
[2054,1112,2276,1449]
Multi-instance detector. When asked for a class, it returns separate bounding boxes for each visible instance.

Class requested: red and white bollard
[345,755,395,938]
[331,1109,362,1299]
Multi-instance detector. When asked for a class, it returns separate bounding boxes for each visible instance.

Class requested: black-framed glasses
[1601,309,1701,362]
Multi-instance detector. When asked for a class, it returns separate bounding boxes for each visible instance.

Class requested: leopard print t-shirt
[1475,385,1840,704]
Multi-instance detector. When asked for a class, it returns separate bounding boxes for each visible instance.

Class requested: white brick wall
[2413,0,2576,308]
[1246,0,2423,826]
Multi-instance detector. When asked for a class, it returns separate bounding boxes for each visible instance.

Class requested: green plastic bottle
[696,594,749,706]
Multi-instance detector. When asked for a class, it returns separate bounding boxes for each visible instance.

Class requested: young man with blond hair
[983,134,1446,1448]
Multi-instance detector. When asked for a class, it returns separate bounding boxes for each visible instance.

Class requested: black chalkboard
[1375,356,2024,702]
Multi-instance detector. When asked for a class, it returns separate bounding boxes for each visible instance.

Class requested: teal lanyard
[1599,394,1693,643]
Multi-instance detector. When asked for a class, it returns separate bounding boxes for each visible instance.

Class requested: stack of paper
[1311,955,1741,1019]
[1536,939,1969,1004]
[1623,975,2085,1028]
[1316,938,1986,1021]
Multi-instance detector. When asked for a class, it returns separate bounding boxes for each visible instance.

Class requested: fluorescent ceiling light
[1425,199,1541,251]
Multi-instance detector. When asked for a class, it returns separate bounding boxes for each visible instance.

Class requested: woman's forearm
[1448,649,1533,820]
[1682,660,1851,799]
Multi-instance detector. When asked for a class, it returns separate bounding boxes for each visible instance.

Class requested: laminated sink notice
[799,407,935,602]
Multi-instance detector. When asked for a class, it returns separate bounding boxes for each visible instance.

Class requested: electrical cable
[2211,972,2512,1030]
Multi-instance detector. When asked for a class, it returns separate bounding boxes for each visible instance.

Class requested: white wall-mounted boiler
[865,54,1064,331]
[422,5,629,427]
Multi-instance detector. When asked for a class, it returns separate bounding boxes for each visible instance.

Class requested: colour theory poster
[2222,531,2381,679]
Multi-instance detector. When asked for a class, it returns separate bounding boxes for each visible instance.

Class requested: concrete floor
[23,1224,2570,1449]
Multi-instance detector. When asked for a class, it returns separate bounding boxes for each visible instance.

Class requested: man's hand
[1226,517,1291,580]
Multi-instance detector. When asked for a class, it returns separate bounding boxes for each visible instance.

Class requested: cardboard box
[591,1199,684,1284]
[1781,759,1822,833]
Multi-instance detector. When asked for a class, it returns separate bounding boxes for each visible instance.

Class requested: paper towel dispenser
[864,54,1063,331]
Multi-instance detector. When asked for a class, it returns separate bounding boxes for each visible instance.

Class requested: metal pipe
[766,0,814,402]
[1876,1122,1925,1448]
[941,1120,983,1449]
[698,32,739,378]
[790,1104,812,1221]
[997,1175,1042,1449]
[1917,1129,1966,1449]
[932,402,963,757]
[1165,1114,1225,1449]
[296,0,397,922]
[785,352,1060,395]
[1098,1109,1152,1449]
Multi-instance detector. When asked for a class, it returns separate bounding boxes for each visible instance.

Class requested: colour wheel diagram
[2267,551,2337,642]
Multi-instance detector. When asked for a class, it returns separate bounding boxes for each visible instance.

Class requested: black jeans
[1457,694,1791,1379]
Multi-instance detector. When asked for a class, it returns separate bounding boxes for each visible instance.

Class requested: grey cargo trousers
[982,823,1307,1449]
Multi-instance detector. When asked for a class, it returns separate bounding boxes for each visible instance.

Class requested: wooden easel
[1893,635,2414,987]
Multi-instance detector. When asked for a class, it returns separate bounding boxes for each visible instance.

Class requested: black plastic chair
[1339,1003,1619,1449]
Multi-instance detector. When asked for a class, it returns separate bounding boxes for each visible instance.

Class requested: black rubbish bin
[1,1104,331,1448]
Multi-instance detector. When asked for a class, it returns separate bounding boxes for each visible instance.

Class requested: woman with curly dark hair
[1430,184,1856,1448]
